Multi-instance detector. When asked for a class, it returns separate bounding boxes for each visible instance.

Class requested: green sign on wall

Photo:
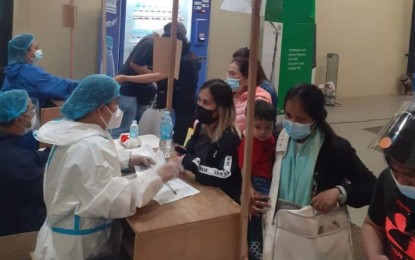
[278,23,315,110]
[265,0,315,110]
[265,0,315,23]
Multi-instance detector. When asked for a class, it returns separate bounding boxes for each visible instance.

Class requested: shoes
[400,74,413,96]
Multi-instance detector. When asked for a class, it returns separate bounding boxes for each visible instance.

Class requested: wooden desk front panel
[127,172,241,260]
[133,213,240,260]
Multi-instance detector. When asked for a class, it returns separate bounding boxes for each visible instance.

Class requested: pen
[165,183,177,195]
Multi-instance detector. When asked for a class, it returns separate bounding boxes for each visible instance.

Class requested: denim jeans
[252,176,271,196]
[249,176,272,260]
[110,95,147,139]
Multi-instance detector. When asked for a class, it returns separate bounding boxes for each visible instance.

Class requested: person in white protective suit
[33,74,183,260]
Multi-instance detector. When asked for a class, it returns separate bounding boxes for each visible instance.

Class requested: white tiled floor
[326,94,414,226]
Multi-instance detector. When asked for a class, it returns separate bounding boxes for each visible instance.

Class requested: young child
[238,99,276,260]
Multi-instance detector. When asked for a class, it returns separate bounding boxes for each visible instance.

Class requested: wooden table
[122,172,241,260]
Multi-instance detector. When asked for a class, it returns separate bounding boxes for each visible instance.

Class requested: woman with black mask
[172,79,242,203]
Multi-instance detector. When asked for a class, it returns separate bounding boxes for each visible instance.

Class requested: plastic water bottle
[100,36,115,77]
[159,110,173,158]
[130,120,139,140]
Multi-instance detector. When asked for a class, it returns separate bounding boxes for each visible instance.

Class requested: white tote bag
[272,206,354,260]
[262,130,354,260]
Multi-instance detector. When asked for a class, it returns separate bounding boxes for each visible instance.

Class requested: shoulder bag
[262,130,354,260]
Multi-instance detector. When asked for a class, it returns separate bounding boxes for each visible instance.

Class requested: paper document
[153,178,200,205]
[132,147,200,204]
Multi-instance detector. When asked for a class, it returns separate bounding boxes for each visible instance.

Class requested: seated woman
[0,90,49,236]
[172,79,242,203]
[227,56,272,133]
[251,84,377,259]
[232,47,278,109]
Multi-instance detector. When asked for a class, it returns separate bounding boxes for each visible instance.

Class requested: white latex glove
[129,155,156,169]
[156,161,184,183]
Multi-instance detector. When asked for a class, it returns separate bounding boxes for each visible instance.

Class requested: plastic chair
[138,108,163,137]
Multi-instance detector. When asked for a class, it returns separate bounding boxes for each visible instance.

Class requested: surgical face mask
[30,49,43,63]
[195,105,216,125]
[19,113,37,134]
[226,78,240,91]
[391,172,415,200]
[283,118,313,140]
[101,106,124,130]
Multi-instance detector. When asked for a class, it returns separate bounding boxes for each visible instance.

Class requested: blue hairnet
[61,74,120,120]
[8,33,35,65]
[0,89,29,123]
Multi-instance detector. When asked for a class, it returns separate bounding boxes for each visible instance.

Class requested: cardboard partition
[39,107,62,148]
[40,107,62,126]
[153,37,182,80]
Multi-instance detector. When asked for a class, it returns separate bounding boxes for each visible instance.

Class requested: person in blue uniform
[2,33,79,149]
[2,33,78,108]
[0,89,49,236]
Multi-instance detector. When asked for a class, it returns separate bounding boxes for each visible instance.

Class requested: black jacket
[156,37,201,112]
[182,123,242,203]
[313,135,377,208]
[0,132,49,235]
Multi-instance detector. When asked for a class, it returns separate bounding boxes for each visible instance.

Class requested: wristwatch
[336,185,346,205]
[337,189,343,203]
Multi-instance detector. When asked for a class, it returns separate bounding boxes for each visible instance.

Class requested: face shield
[369,101,415,169]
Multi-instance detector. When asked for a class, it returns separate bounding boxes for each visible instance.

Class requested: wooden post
[70,0,75,79]
[166,0,179,110]
[62,0,76,79]
[240,0,262,259]
[101,0,107,74]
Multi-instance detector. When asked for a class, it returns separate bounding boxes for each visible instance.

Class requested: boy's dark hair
[254,100,276,123]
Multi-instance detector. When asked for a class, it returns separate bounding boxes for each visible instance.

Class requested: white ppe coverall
[33,119,163,260]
